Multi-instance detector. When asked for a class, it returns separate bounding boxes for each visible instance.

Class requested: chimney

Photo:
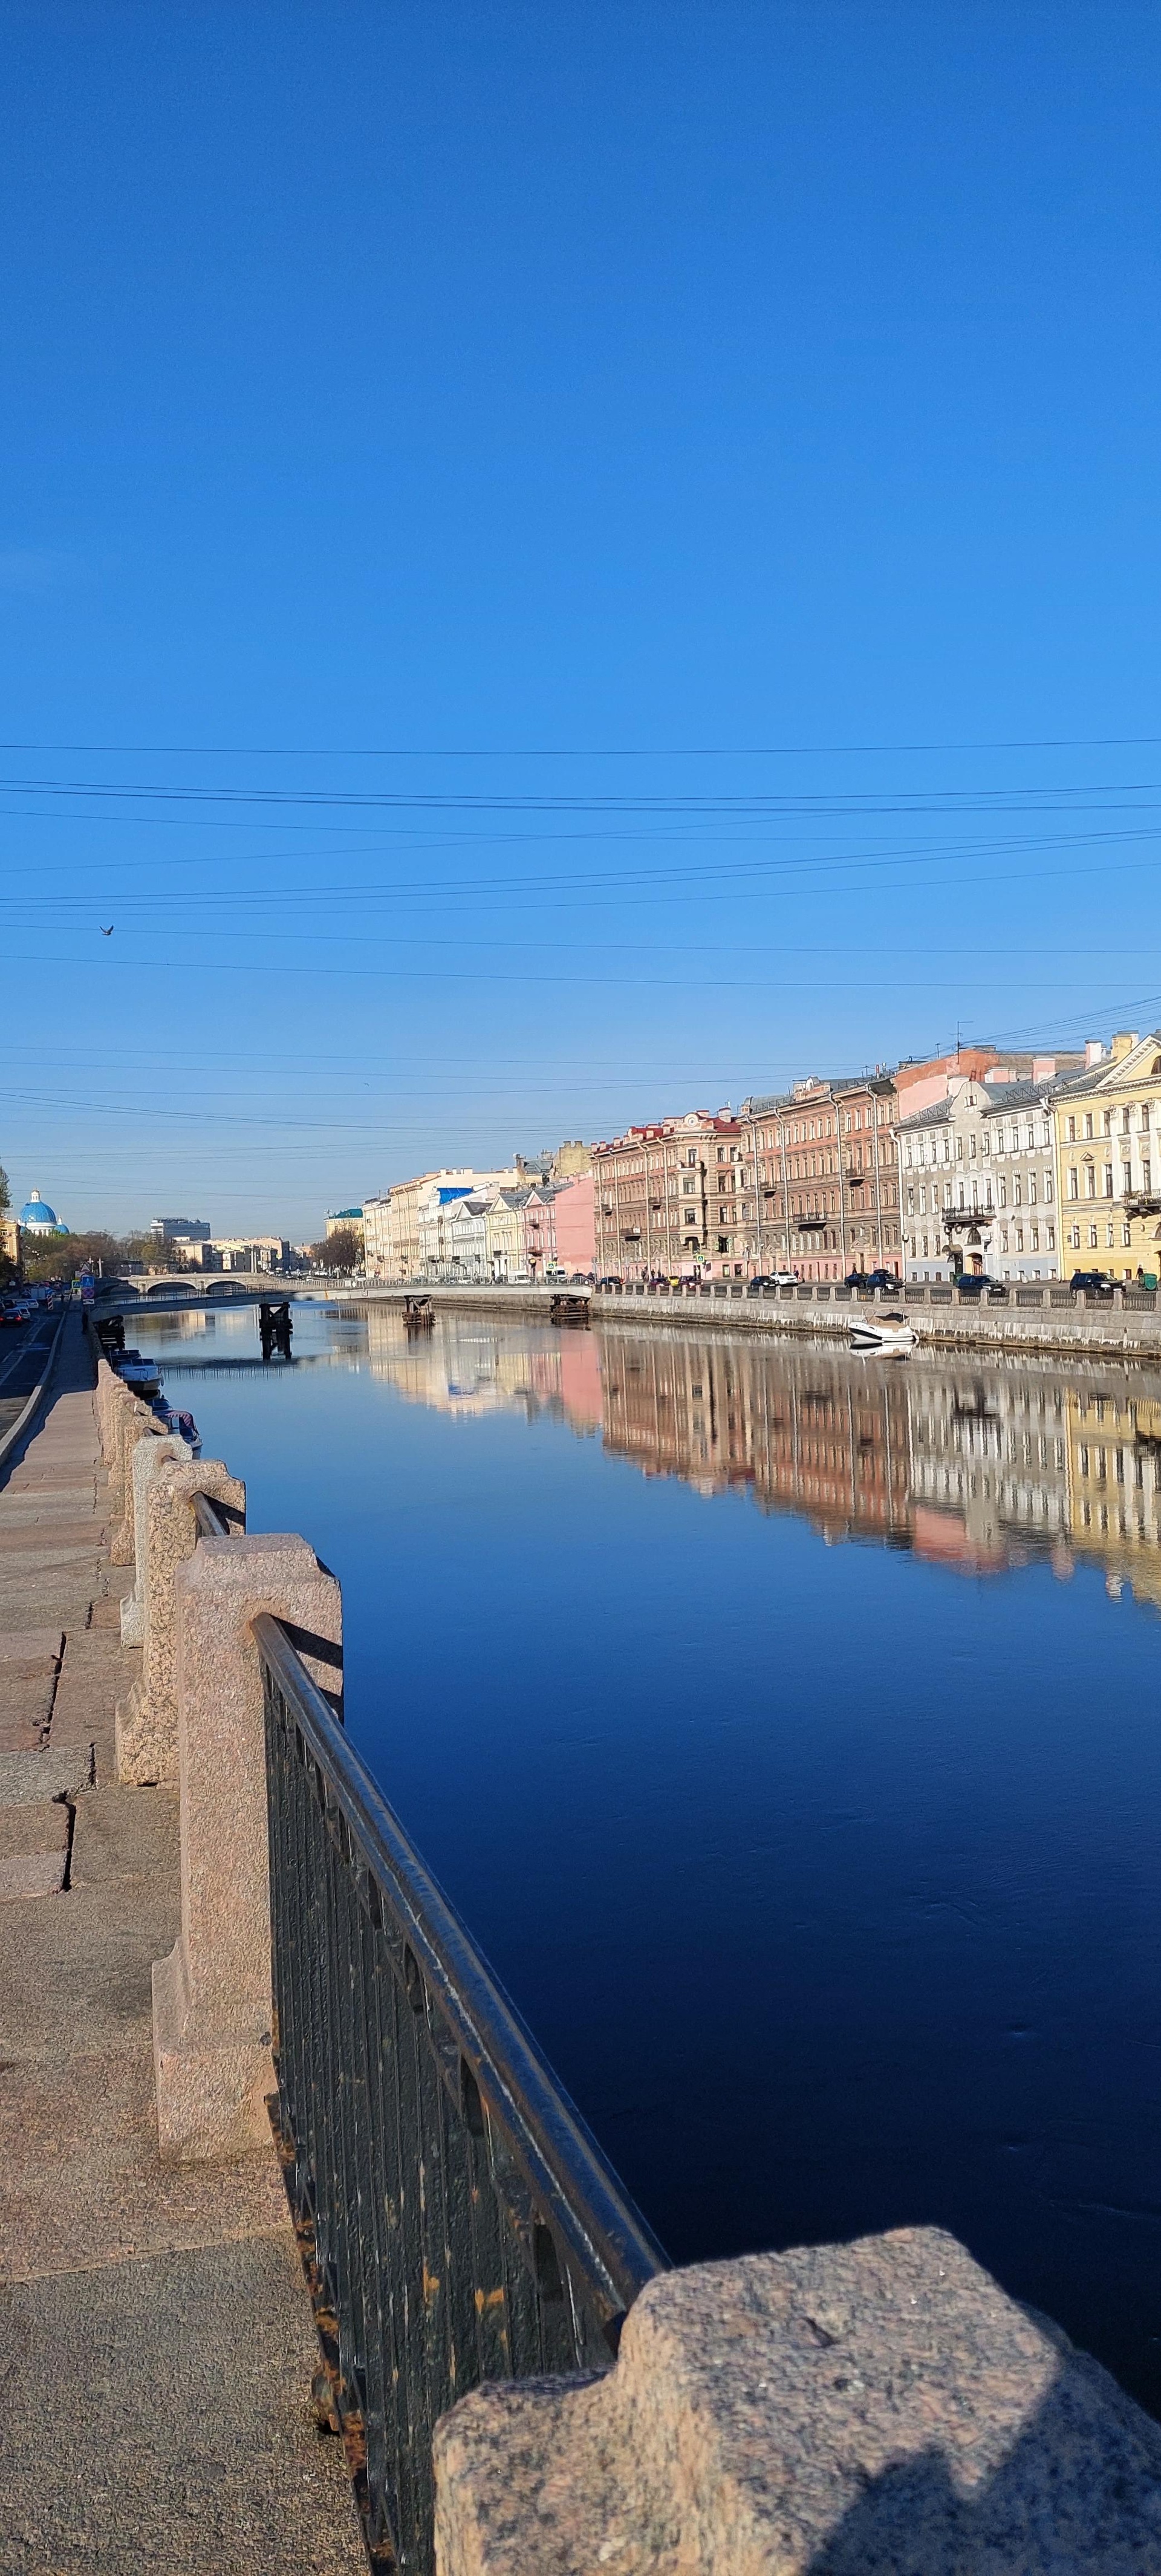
[1110,1030,1139,1062]
[1085,1040,1105,1068]
[1032,1056,1056,1081]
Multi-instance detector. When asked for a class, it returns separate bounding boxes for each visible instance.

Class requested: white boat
[847,1310,915,1356]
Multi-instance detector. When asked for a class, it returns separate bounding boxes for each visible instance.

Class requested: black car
[1068,1269,1114,1298]
[954,1272,1001,1298]
[596,1276,623,1293]
[865,1268,900,1292]
[844,1269,871,1290]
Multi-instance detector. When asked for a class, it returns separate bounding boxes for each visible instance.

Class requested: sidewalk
[0,1313,363,2574]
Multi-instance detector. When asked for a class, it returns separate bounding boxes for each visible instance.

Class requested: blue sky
[2,1,1160,1236]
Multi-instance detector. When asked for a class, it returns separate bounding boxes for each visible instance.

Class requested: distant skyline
[4,3,1160,1234]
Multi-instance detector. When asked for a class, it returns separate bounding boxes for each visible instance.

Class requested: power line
[2,733,1161,757]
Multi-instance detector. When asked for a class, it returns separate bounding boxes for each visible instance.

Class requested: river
[132,1295,1161,2413]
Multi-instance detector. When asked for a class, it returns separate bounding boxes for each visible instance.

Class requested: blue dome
[19,1191,62,1231]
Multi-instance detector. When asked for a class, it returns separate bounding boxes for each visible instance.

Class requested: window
[982,1129,990,1155]
[1084,1113,1094,1139]
[1029,1173,1037,1205]
[1104,1110,1113,1136]
[1067,1167,1078,1199]
[1107,1222,1116,1249]
[1089,1224,1099,1249]
[955,1136,963,1160]
[998,1176,1007,1206]
[969,1133,977,1158]
[1013,1175,1022,1207]
[1145,1160,1153,1192]
[1047,1226,1055,1250]
[1124,1224,1133,1247]
[1031,1226,1039,1251]
[1016,1228,1024,1252]
[1085,1163,1096,1199]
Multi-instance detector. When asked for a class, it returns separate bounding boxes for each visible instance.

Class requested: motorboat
[847,1310,915,1356]
[154,1399,201,1452]
[115,1350,163,1396]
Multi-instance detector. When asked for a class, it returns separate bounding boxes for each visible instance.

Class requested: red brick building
[739,1075,902,1280]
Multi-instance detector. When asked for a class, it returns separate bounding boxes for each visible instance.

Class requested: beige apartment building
[592,1111,749,1281]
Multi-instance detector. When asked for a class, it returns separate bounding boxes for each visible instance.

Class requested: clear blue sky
[3,1,1160,1237]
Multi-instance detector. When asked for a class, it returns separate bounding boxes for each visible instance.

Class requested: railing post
[116,1459,246,1784]
[120,1431,199,1646]
[432,2226,1160,2573]
[152,1531,341,2162]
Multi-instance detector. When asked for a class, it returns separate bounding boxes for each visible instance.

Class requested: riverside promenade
[0,1312,362,2575]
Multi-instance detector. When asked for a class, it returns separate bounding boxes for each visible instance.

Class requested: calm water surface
[134,1297,1161,2410]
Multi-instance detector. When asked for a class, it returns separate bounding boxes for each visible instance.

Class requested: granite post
[111,1403,165,1564]
[152,1531,342,2162]
[115,1456,246,1784]
[120,1429,197,1645]
[433,2227,1161,2574]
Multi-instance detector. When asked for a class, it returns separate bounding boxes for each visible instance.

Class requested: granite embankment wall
[333,1279,1161,1362]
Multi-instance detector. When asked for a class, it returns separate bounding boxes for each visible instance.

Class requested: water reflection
[354,1303,1161,1606]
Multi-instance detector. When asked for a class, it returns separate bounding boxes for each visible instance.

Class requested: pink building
[551,1174,595,1275]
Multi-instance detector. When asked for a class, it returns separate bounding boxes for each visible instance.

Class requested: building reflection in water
[354,1305,1161,1607]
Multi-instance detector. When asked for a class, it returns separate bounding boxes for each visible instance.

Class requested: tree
[308,1226,363,1273]
[19,1228,123,1284]
[0,1163,9,1214]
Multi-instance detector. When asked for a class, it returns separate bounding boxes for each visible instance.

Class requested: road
[0,1308,61,1444]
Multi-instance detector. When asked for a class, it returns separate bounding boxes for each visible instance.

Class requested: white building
[898,1072,1090,1281]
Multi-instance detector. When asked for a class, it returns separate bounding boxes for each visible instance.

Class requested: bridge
[93,1272,310,1314]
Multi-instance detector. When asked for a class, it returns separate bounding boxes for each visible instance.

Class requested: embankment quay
[3,1304,1160,2566]
[99,1272,1161,1360]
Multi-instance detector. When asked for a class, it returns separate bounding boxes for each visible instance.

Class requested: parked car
[954,1272,1004,1299]
[844,1269,871,1291]
[864,1268,900,1292]
[596,1276,623,1293]
[747,1270,798,1293]
[1068,1269,1114,1298]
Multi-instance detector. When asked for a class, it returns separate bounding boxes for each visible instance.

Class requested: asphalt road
[0,1310,60,1442]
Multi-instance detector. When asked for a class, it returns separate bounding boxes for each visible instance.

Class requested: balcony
[1124,1195,1161,1220]
[942,1208,988,1233]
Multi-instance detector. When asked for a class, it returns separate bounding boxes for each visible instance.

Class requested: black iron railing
[253,1608,666,2574]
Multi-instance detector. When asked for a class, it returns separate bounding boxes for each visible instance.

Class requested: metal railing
[253,1607,666,2573]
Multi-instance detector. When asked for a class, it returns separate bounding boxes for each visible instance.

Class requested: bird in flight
[100,924,114,935]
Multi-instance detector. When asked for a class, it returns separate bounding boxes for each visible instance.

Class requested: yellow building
[1052,1030,1161,1283]
[1061,1379,1161,1610]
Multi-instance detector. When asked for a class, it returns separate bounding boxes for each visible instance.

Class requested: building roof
[895,1067,1093,1133]
[19,1190,62,1229]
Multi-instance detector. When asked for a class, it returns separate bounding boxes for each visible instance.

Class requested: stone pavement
[0,1313,364,2575]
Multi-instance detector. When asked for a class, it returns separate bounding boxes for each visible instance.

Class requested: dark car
[746,1273,776,1295]
[955,1272,1001,1299]
[844,1269,871,1291]
[596,1276,623,1293]
[1068,1269,1114,1298]
[865,1269,900,1292]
